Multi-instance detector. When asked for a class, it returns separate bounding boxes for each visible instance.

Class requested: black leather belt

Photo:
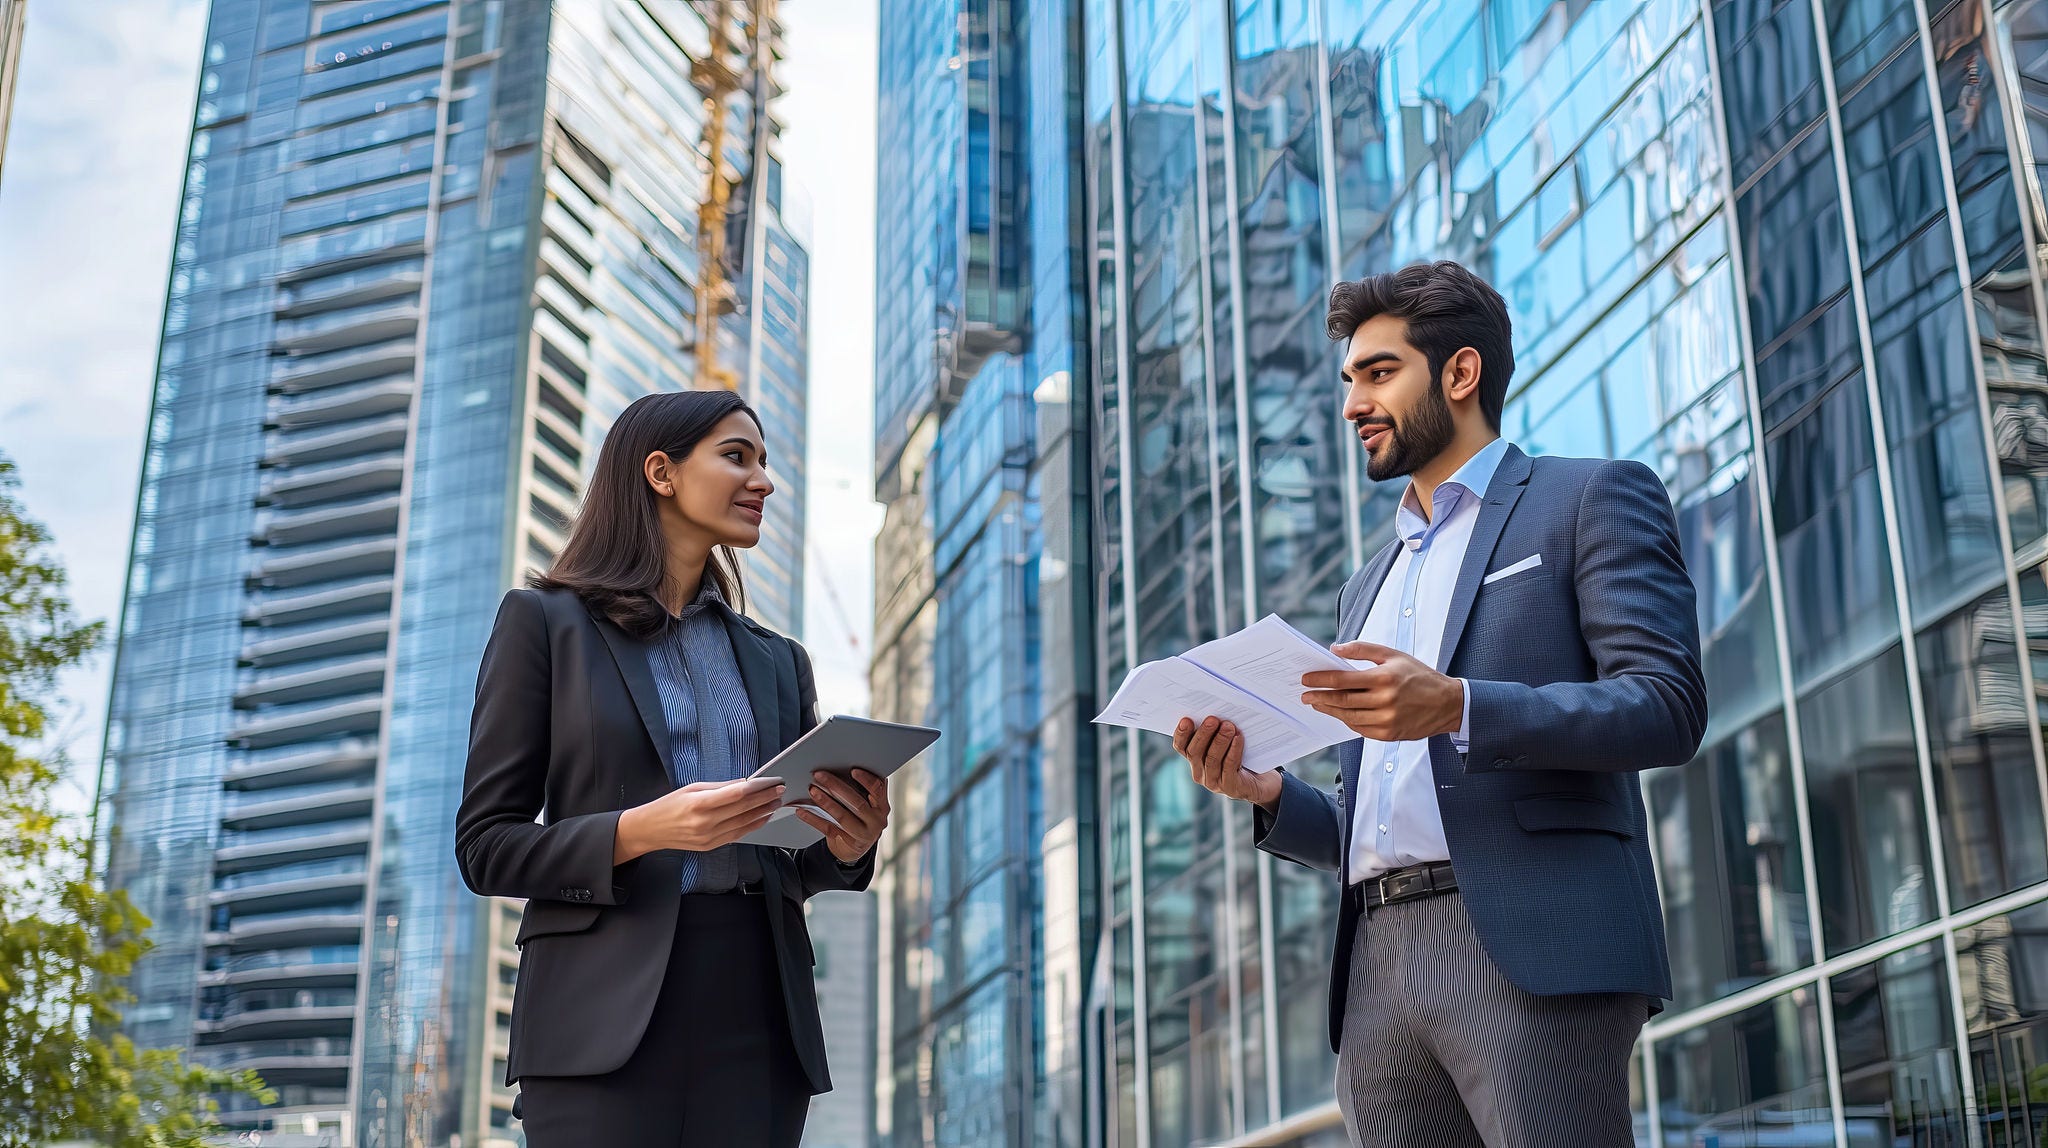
[692,878,765,895]
[1352,861,1458,912]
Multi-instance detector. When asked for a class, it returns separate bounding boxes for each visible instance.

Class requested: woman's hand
[614,777,786,864]
[793,769,891,864]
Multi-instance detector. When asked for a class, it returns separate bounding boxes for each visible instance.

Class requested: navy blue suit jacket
[1253,445,1707,1052]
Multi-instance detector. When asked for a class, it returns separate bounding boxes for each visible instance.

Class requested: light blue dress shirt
[1344,436,1511,884]
[646,578,762,893]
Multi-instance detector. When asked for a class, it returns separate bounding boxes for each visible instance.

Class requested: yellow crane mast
[689,0,774,391]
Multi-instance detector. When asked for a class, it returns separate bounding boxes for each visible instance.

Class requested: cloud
[0,0,207,808]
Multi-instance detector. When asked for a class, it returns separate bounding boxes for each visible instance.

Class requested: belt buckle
[1378,867,1429,906]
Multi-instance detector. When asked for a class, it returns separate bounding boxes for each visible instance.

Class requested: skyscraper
[95,3,804,1144]
[880,0,2048,1145]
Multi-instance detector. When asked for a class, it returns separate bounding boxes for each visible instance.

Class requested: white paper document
[1091,614,1373,773]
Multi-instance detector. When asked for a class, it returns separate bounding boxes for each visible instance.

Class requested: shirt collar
[1395,437,1514,543]
[670,577,729,624]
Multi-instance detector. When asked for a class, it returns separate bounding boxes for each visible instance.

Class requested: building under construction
[94,3,807,1145]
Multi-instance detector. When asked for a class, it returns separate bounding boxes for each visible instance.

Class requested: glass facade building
[870,0,1099,1144]
[1076,0,2048,1143]
[875,0,2048,1144]
[95,3,803,1145]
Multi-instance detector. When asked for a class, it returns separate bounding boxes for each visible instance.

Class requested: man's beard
[1361,380,1457,482]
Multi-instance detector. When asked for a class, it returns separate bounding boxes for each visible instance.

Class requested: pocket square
[1482,552,1543,585]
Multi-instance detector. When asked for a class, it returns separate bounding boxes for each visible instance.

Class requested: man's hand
[1301,642,1463,743]
[1174,716,1283,812]
[794,768,892,864]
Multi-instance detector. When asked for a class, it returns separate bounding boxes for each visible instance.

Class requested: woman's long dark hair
[529,390,761,638]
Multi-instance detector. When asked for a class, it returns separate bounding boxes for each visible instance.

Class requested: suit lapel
[590,610,676,780]
[1339,540,1402,650]
[1340,539,1403,831]
[1435,445,1531,674]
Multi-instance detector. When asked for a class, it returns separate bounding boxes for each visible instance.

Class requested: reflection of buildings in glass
[870,0,1097,1144]
[1079,0,2048,1144]
[96,4,801,1145]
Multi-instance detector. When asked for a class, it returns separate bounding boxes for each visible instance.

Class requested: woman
[454,390,890,1146]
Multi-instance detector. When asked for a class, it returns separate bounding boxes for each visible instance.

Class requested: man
[1175,260,1705,1146]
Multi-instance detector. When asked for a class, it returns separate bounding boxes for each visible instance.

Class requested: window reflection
[1650,712,1812,1011]
[1956,899,2048,1143]
[1144,858,1232,1145]
[1839,50,1946,263]
[1656,985,1834,1143]
[1799,646,1936,954]
[1768,380,1901,684]
[1629,1047,1651,1148]
[1231,807,1269,1131]
[1915,589,2048,908]
[1715,0,1830,189]
[1738,130,1853,356]
[1870,282,2004,620]
[1942,0,2048,557]
[2019,563,2048,723]
[1833,943,1966,1146]
[1674,457,1783,736]
[1825,0,1920,93]
[1271,816,1338,1117]
[1232,0,1348,631]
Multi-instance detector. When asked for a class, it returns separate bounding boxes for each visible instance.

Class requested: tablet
[736,714,942,848]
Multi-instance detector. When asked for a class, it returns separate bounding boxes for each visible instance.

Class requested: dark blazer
[454,586,872,1092]
[1254,445,1707,1052]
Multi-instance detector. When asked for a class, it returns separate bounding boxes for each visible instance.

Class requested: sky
[0,0,882,811]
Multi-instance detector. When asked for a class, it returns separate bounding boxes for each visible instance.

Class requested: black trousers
[517,892,811,1147]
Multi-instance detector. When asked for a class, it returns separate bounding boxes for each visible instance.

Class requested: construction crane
[690,0,775,390]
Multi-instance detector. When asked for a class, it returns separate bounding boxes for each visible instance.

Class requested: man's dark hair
[1326,260,1514,432]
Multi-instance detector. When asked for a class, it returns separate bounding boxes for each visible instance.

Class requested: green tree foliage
[0,454,271,1147]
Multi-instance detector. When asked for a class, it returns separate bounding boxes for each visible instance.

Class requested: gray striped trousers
[1335,891,1648,1147]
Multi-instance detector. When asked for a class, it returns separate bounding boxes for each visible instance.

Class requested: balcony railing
[252,493,403,548]
[213,818,370,871]
[221,781,376,831]
[243,578,394,629]
[258,452,406,507]
[232,656,386,710]
[222,738,378,790]
[207,908,365,952]
[262,412,410,468]
[272,299,420,355]
[197,1036,351,1067]
[268,377,415,437]
[248,537,398,592]
[240,617,389,668]
[274,259,423,316]
[270,339,416,393]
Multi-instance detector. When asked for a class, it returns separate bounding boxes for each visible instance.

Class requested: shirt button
[1378,824,1388,834]
[1385,763,1395,773]
[1402,607,1413,617]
